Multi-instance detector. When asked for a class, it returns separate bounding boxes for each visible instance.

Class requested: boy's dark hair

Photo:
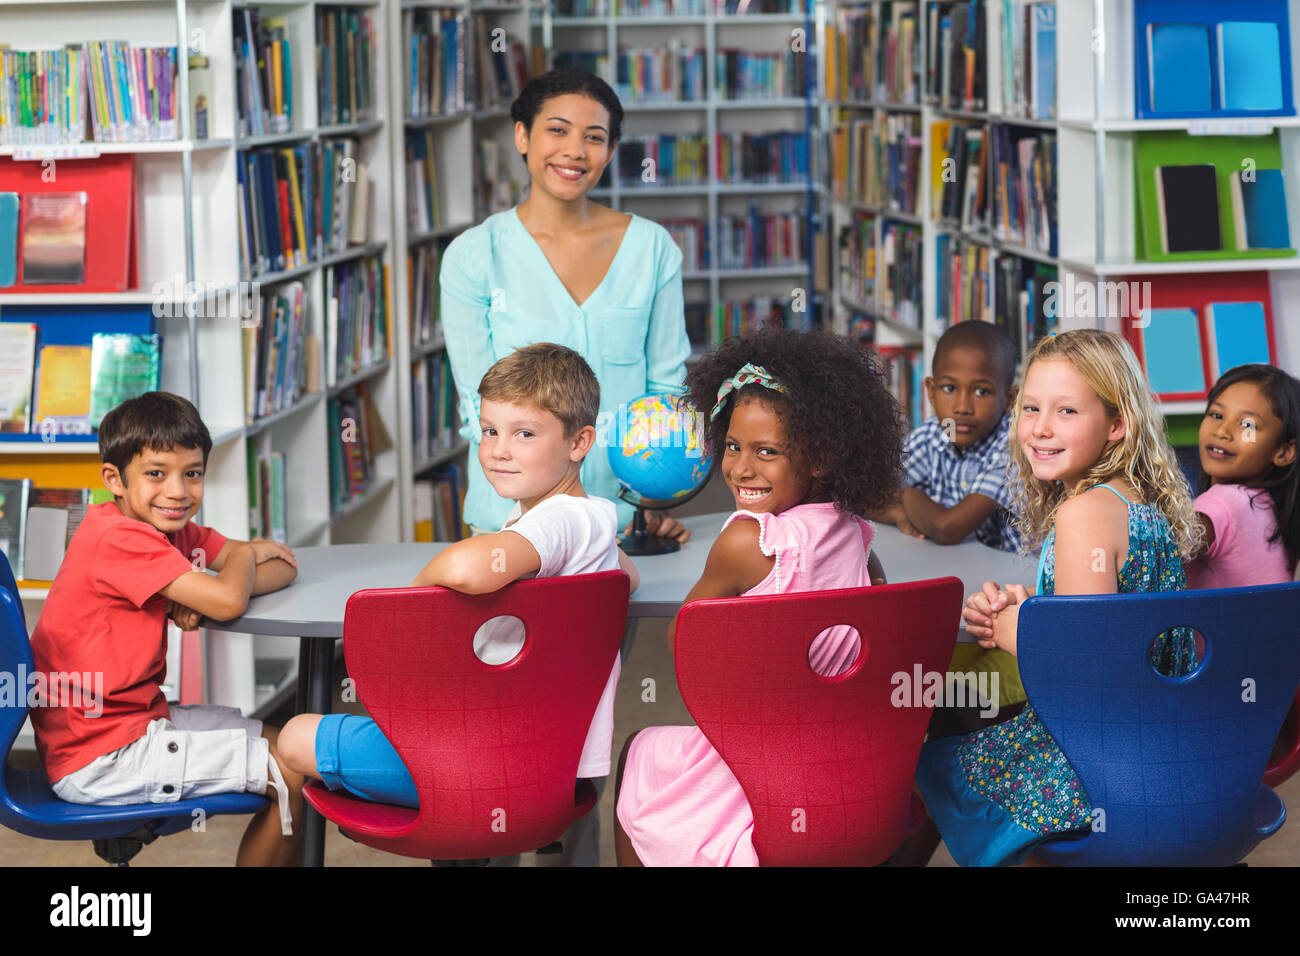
[685,328,904,516]
[510,68,624,156]
[99,391,213,475]
[478,342,600,438]
[933,321,1018,393]
[1199,363,1300,562]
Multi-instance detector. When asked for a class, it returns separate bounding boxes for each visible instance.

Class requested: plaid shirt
[902,414,1024,553]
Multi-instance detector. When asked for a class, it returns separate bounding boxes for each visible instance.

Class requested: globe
[607,392,713,555]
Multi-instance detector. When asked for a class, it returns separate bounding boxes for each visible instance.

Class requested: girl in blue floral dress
[914,330,1203,867]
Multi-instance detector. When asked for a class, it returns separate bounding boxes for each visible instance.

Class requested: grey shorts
[52,704,268,806]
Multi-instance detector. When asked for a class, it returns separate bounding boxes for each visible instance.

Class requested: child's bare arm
[412,531,542,593]
[617,547,641,594]
[160,543,257,621]
[900,487,1000,545]
[666,519,773,651]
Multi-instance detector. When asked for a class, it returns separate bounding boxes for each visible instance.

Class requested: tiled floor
[3,478,1296,865]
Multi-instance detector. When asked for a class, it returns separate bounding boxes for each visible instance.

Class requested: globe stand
[622,505,681,556]
[617,459,717,557]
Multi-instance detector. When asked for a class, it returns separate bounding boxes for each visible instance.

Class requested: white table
[206,512,1036,864]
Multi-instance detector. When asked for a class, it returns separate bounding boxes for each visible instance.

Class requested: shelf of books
[0,0,401,721]
[395,0,541,545]
[827,0,1300,438]
[536,0,828,354]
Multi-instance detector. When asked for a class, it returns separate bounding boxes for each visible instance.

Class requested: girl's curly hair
[683,328,904,516]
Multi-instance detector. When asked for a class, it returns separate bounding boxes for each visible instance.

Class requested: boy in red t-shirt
[29,392,303,866]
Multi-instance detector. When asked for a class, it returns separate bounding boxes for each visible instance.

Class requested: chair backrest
[674,577,964,866]
[0,584,30,762]
[1018,583,1300,866]
[0,549,23,628]
[342,571,629,859]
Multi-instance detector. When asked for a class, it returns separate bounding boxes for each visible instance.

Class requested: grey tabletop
[207,512,1039,638]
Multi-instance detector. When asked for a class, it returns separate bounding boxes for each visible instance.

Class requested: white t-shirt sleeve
[502,496,619,577]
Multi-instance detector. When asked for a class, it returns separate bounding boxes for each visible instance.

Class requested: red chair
[302,571,629,861]
[1264,690,1300,788]
[674,577,964,866]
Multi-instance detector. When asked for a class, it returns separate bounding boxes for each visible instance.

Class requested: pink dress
[616,502,875,866]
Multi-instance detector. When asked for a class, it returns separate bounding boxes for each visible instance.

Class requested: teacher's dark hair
[511,68,624,153]
[684,328,905,518]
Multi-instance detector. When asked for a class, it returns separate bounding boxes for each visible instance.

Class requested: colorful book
[1239,168,1291,250]
[89,333,162,427]
[0,323,37,432]
[1217,21,1283,112]
[1147,22,1212,114]
[1031,3,1056,120]
[1155,164,1221,253]
[1138,307,1208,397]
[21,192,88,285]
[0,478,32,580]
[0,192,18,287]
[23,506,68,580]
[34,344,93,433]
[1205,300,1273,374]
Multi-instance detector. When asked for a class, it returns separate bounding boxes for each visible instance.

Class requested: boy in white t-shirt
[279,342,638,859]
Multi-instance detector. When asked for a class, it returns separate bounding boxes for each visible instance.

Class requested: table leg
[619,617,637,663]
[299,638,336,867]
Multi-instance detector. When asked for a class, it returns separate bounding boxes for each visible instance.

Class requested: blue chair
[0,552,267,866]
[1017,583,1300,866]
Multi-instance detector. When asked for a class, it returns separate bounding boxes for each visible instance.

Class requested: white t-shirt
[477,493,622,778]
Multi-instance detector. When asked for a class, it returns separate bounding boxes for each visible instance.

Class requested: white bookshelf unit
[535,2,825,351]
[0,0,402,721]
[827,0,1300,427]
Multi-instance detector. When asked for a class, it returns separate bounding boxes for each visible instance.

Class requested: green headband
[711,363,786,420]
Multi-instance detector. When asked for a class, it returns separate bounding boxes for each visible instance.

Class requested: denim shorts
[315,713,418,808]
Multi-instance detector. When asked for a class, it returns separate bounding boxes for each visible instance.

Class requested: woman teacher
[440,68,693,543]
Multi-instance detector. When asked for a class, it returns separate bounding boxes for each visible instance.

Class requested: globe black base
[619,530,681,557]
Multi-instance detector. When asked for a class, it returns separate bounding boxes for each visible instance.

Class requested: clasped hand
[961,580,1032,657]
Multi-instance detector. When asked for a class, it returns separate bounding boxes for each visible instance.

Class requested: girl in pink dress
[614,327,905,866]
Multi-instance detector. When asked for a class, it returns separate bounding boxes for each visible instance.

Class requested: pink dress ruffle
[616,503,874,866]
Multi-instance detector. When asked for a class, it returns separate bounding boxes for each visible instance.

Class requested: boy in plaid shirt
[877,321,1023,552]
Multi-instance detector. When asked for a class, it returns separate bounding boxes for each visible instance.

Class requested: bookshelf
[0,0,401,722]
[827,0,1300,434]
[393,0,540,545]
[534,1,826,350]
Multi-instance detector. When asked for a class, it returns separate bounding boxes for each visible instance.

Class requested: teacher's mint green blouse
[440,207,691,531]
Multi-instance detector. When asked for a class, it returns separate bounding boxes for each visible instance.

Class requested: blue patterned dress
[915,484,1196,866]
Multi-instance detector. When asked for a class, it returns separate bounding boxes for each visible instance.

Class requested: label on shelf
[1187,119,1273,137]
[11,144,103,160]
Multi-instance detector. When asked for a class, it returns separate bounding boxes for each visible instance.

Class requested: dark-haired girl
[440,68,691,544]
[1186,364,1299,587]
[613,328,902,866]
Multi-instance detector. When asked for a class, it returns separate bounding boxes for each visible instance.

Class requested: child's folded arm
[412,531,542,594]
[208,538,298,595]
[159,542,257,621]
[900,486,1000,545]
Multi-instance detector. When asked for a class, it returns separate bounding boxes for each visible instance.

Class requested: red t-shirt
[30,502,227,781]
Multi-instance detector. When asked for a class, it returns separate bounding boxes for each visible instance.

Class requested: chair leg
[92,838,145,867]
[92,823,161,866]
